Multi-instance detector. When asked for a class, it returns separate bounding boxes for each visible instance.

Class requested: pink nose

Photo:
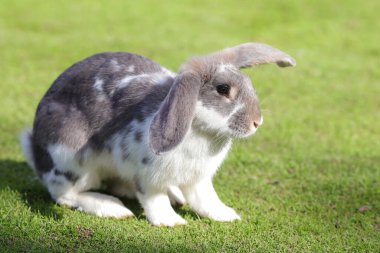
[253,117,263,129]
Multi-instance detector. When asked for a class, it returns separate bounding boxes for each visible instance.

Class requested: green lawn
[0,0,379,252]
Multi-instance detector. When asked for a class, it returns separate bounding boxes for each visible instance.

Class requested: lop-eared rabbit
[21,43,295,226]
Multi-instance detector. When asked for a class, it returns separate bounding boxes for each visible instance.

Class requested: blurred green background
[0,0,379,252]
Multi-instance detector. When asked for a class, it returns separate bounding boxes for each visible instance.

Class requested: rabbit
[20,42,295,226]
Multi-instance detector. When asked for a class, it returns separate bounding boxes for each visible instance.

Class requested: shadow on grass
[0,159,65,220]
[0,159,200,222]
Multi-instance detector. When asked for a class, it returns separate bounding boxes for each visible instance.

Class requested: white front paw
[204,205,241,222]
[137,191,187,226]
[148,213,187,227]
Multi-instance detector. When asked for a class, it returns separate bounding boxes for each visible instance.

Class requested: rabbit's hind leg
[45,168,134,218]
[42,144,134,218]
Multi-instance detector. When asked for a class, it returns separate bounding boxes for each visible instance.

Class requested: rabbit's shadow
[0,159,145,220]
[0,159,198,221]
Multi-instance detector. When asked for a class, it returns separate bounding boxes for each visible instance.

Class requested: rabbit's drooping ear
[217,42,296,69]
[149,71,201,155]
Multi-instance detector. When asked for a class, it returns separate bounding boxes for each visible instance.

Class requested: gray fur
[141,157,152,165]
[88,75,173,151]
[122,152,130,161]
[28,52,172,177]
[134,131,143,143]
[54,169,79,183]
[133,175,144,194]
[31,139,54,177]
[208,42,296,69]
[50,179,64,185]
[199,66,247,116]
[120,140,129,161]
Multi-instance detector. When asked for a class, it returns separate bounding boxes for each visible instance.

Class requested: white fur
[161,67,177,78]
[103,111,234,225]
[44,143,134,218]
[47,144,78,173]
[20,129,35,170]
[137,191,186,226]
[119,74,150,89]
[57,190,133,218]
[194,101,229,133]
[229,103,244,118]
[126,65,135,72]
[118,72,171,89]
[93,78,104,92]
[218,63,235,73]
[182,178,240,221]
[218,63,240,75]
[110,59,122,71]
[43,168,73,198]
[168,185,186,206]
[155,74,172,86]
[117,116,231,224]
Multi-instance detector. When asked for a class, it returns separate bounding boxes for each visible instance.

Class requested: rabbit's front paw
[95,203,134,218]
[138,192,187,226]
[148,212,187,227]
[205,205,241,222]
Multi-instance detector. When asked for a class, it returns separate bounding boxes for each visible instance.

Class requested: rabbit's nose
[253,116,263,128]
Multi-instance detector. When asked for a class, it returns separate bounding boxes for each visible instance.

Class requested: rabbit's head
[149,43,296,154]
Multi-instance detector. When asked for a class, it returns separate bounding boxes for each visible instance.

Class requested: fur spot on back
[110,59,122,71]
[117,72,173,89]
[127,65,135,72]
[93,78,104,92]
[161,67,177,78]
[118,74,149,89]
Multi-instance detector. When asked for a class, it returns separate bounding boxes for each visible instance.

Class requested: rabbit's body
[21,43,295,226]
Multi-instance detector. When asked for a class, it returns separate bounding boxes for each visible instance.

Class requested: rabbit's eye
[216,84,230,96]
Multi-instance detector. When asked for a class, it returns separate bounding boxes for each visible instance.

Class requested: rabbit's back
[33,52,176,152]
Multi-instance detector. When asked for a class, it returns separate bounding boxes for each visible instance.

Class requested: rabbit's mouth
[228,116,263,139]
[229,129,257,139]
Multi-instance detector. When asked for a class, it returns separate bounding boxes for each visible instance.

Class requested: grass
[0,0,379,252]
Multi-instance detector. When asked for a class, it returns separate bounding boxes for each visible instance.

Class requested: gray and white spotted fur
[20,43,295,226]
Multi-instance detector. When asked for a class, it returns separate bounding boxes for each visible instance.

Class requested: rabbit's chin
[229,128,258,139]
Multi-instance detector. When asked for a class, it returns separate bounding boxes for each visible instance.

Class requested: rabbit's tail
[20,128,36,171]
